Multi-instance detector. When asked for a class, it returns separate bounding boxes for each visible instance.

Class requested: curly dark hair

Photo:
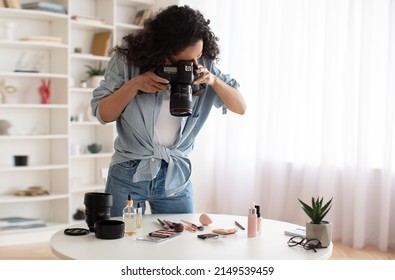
[112,5,220,71]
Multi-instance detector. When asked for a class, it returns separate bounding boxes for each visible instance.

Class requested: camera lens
[84,192,113,232]
[170,84,193,116]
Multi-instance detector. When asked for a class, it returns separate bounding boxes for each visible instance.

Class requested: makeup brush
[180,220,204,231]
[157,218,170,230]
[164,220,184,232]
[173,223,184,232]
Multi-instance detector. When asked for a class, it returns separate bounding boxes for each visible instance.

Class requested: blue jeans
[105,160,194,217]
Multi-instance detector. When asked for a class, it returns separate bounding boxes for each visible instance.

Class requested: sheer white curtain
[183,0,395,250]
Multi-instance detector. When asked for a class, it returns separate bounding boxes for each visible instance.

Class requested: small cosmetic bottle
[254,204,262,234]
[248,204,257,238]
[122,194,136,236]
[135,202,143,228]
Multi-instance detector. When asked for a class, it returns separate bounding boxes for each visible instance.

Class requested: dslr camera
[155,60,206,116]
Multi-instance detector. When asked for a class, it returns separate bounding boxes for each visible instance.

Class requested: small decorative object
[71,144,83,155]
[74,47,82,53]
[78,113,84,122]
[298,196,333,247]
[85,63,106,88]
[0,79,17,104]
[14,53,44,73]
[14,155,28,166]
[73,208,85,220]
[87,143,102,153]
[69,76,75,87]
[80,80,88,88]
[14,186,49,196]
[0,119,12,135]
[38,79,51,104]
[4,22,16,41]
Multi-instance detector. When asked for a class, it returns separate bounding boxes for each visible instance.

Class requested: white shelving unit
[0,3,70,245]
[0,0,177,246]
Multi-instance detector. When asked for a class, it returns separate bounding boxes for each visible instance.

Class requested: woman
[91,5,246,216]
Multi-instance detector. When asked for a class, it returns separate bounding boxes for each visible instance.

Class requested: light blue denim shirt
[91,52,240,196]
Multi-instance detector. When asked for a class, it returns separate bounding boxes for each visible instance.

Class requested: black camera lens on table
[84,192,113,232]
[155,60,206,117]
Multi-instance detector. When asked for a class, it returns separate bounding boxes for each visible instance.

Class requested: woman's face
[167,40,203,65]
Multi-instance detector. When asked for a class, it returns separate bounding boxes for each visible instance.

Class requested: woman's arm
[210,76,246,115]
[98,71,169,122]
[194,64,247,115]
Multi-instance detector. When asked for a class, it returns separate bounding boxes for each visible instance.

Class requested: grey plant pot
[306,221,333,247]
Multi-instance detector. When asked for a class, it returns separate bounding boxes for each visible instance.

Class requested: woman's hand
[131,71,169,93]
[193,64,215,86]
[98,71,169,122]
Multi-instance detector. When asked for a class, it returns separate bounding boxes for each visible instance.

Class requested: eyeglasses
[287,236,322,252]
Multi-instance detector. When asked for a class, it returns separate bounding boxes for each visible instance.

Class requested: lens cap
[64,228,90,236]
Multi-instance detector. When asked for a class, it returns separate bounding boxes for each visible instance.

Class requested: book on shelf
[90,31,111,56]
[22,1,67,14]
[133,8,152,26]
[71,15,105,25]
[0,216,46,231]
[4,0,21,9]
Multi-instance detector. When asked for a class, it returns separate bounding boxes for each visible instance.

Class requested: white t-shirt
[153,91,182,147]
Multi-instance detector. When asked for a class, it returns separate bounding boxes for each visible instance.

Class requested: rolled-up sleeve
[91,52,129,124]
[207,61,241,113]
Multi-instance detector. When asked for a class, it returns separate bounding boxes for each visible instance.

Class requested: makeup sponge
[199,213,212,226]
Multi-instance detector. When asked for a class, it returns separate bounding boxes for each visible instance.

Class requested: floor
[0,241,394,260]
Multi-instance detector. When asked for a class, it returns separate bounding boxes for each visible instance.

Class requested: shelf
[0,40,68,50]
[71,153,113,159]
[0,71,68,79]
[0,164,68,172]
[70,120,101,126]
[0,194,69,204]
[71,20,114,31]
[70,53,111,61]
[0,7,68,21]
[71,184,105,194]
[70,87,95,93]
[115,22,143,31]
[117,0,154,5]
[0,104,68,109]
[0,221,68,236]
[0,134,68,140]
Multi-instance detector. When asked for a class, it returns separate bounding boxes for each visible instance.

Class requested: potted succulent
[298,196,333,247]
[85,62,106,88]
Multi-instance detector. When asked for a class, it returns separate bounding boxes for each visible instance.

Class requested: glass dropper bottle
[122,194,136,236]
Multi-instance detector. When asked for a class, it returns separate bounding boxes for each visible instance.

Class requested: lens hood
[95,220,125,239]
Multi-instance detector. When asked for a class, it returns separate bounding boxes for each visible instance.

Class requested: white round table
[50,213,332,260]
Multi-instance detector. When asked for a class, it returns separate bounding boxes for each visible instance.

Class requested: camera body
[156,60,205,116]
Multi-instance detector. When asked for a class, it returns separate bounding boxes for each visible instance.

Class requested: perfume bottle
[248,203,257,238]
[122,194,136,236]
[254,203,262,234]
[135,202,142,228]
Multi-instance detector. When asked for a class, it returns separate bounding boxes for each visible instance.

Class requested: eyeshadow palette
[137,230,181,243]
